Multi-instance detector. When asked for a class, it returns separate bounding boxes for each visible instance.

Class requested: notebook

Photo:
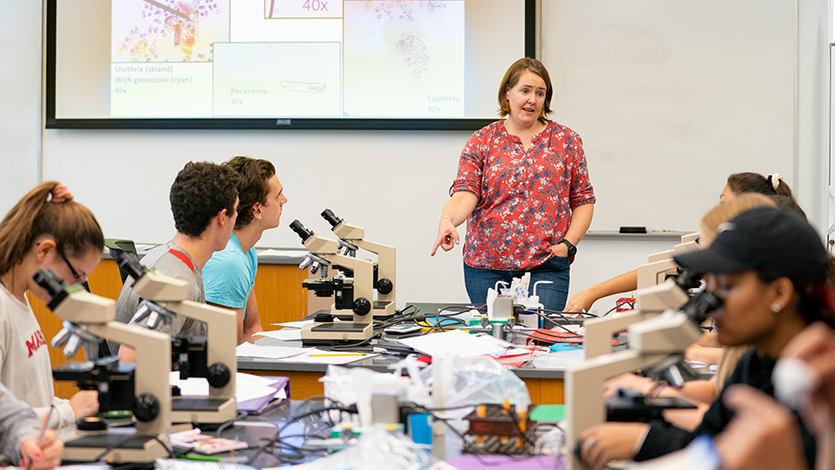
[236,376,290,415]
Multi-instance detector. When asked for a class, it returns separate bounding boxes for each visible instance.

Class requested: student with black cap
[578,206,835,470]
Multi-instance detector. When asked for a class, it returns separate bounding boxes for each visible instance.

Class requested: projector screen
[46,0,533,130]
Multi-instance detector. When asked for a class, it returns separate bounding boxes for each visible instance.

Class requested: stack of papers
[236,343,377,365]
[170,372,290,414]
[235,342,307,359]
[395,330,509,358]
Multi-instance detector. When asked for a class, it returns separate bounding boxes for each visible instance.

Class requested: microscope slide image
[110,0,230,117]
[212,42,341,117]
[342,1,465,117]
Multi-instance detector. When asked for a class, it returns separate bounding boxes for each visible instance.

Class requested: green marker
[177,455,220,462]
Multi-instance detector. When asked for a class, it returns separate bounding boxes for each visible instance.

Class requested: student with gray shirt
[0,382,64,469]
[112,161,240,362]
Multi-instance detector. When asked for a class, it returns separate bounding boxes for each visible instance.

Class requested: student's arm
[662,379,719,405]
[118,346,136,363]
[431,191,478,256]
[241,291,263,344]
[685,344,723,365]
[564,270,638,313]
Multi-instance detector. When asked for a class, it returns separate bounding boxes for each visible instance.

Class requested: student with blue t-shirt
[203,157,288,344]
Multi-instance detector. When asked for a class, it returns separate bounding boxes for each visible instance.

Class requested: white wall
[0,2,40,214]
[1,1,828,317]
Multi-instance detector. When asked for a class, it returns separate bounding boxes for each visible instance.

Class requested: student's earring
[771,303,782,313]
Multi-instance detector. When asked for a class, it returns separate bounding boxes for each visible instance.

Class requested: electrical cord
[602,300,634,316]
[92,434,174,462]
[244,404,358,466]
[215,411,248,437]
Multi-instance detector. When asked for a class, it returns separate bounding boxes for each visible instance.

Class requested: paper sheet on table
[169,372,287,403]
[270,320,314,329]
[236,342,308,359]
[275,348,378,365]
[396,329,508,358]
[253,328,302,341]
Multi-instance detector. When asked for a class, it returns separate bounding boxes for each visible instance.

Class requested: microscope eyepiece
[682,290,722,325]
[674,269,702,291]
[290,220,313,242]
[113,250,147,281]
[321,208,342,228]
[33,269,67,298]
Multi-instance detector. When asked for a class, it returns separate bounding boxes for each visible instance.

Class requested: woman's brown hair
[0,181,104,275]
[727,172,794,199]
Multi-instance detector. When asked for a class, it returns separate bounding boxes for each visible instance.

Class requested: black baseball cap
[673,207,828,282]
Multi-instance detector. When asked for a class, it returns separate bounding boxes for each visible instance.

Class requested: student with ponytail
[0,182,102,428]
[721,172,795,202]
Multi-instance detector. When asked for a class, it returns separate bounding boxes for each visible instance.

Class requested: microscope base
[372,300,396,319]
[172,397,236,424]
[301,322,373,346]
[64,433,169,463]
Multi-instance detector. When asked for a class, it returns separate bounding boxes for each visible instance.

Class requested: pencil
[28,405,55,470]
[309,353,367,357]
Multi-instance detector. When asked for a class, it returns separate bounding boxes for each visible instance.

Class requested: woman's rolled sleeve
[449,134,487,199]
[568,138,596,209]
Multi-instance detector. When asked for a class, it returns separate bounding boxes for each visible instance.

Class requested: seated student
[112,162,240,362]
[564,172,796,321]
[0,382,64,469]
[714,322,835,470]
[603,193,777,431]
[579,206,833,470]
[0,182,100,428]
[202,157,287,345]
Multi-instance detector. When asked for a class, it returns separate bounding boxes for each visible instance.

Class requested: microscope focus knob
[353,298,372,316]
[376,278,393,295]
[133,394,160,422]
[207,363,231,388]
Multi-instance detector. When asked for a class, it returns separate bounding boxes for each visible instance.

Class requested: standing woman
[0,182,101,428]
[431,58,596,310]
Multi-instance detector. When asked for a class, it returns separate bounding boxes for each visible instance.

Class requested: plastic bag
[321,364,411,407]
[415,355,530,409]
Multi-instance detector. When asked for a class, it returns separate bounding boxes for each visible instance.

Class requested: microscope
[637,232,699,289]
[320,208,396,318]
[114,251,237,425]
[34,269,172,463]
[583,233,700,359]
[564,290,721,470]
[290,219,374,345]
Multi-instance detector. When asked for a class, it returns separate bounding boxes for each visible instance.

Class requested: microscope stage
[301,321,373,346]
[172,397,231,412]
[64,433,169,463]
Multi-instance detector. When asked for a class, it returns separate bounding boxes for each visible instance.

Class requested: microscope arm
[85,322,171,438]
[584,311,649,359]
[329,254,375,311]
[352,239,396,300]
[164,300,237,398]
[566,350,670,470]
[636,259,678,290]
[584,280,690,359]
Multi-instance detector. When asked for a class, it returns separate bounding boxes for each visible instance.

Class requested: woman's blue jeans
[463,256,570,312]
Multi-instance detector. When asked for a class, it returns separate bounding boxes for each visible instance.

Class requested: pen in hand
[26,405,55,470]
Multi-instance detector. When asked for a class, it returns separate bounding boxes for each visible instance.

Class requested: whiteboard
[541,0,796,232]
